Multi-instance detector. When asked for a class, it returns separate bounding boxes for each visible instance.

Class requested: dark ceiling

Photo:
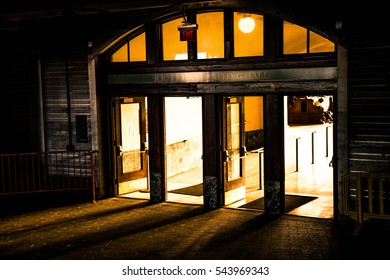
[0,0,386,43]
[0,0,346,22]
[0,0,182,21]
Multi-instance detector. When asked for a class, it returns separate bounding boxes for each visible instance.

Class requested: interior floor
[121,123,333,219]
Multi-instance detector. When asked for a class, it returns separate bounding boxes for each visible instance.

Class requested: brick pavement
[0,197,389,260]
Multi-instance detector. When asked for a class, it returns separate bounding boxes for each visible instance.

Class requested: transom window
[111,32,146,62]
[109,11,335,62]
[234,12,264,57]
[162,17,188,61]
[283,21,335,54]
[196,12,224,59]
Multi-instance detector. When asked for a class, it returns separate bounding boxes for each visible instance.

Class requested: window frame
[107,10,336,65]
[282,20,336,56]
[108,27,147,63]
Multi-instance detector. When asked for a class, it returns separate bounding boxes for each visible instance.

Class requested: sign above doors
[108,67,337,85]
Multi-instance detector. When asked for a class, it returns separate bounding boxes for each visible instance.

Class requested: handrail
[286,124,332,173]
[251,148,264,190]
[0,150,99,203]
[341,172,390,235]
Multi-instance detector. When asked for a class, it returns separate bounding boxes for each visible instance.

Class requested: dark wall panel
[0,35,39,154]
[42,47,92,152]
[349,32,390,173]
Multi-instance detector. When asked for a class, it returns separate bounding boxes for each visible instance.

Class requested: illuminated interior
[129,33,146,61]
[309,31,335,53]
[283,21,307,54]
[110,12,335,62]
[163,18,188,61]
[234,12,264,57]
[111,44,128,62]
[197,12,224,59]
[283,21,335,54]
[111,32,146,62]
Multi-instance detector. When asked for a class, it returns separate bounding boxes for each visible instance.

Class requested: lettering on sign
[180,30,197,41]
[108,67,337,85]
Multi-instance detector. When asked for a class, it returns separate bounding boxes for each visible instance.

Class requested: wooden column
[336,45,348,223]
[202,94,221,208]
[264,94,285,215]
[147,95,166,203]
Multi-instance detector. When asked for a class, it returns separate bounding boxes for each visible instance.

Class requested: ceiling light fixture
[238,16,255,33]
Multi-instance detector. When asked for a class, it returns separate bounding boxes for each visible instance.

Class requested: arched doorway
[99,7,337,218]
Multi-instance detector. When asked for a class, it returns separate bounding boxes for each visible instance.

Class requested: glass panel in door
[116,97,148,195]
[222,96,246,205]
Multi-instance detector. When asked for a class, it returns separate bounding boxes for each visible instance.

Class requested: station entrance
[115,93,333,219]
[102,7,337,218]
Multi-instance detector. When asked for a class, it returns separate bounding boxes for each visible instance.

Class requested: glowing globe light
[238,16,255,33]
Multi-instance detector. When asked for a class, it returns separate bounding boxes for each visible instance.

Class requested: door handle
[141,142,149,155]
[116,145,123,157]
[222,150,231,162]
[240,146,248,157]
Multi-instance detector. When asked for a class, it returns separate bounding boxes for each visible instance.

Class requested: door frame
[113,96,148,195]
[220,96,247,206]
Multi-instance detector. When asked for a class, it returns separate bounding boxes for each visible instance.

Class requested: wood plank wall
[348,29,390,173]
[42,48,92,152]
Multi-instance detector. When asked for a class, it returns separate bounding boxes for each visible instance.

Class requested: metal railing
[342,172,390,235]
[0,150,99,202]
[250,147,264,190]
[286,124,332,174]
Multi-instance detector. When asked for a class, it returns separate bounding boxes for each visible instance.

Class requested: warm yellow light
[238,16,255,33]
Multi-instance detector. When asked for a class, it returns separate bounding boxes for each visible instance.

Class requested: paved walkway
[0,197,389,260]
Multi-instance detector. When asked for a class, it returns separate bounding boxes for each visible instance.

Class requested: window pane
[197,12,224,59]
[120,103,141,173]
[227,103,241,181]
[112,44,128,62]
[162,18,188,61]
[234,12,264,57]
[283,21,307,54]
[309,31,335,53]
[130,32,146,61]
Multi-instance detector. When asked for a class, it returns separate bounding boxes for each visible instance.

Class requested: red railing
[0,150,99,202]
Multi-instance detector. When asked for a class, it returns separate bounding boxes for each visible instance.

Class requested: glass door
[222,96,246,205]
[115,97,148,195]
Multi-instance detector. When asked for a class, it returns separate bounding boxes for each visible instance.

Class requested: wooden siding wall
[349,30,390,173]
[42,48,92,152]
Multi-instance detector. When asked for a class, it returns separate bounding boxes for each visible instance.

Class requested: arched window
[111,32,146,62]
[162,18,188,61]
[283,21,335,54]
[162,12,225,60]
[309,31,335,53]
[109,11,335,62]
[234,12,264,57]
[197,11,224,59]
[111,44,128,62]
[129,33,146,61]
